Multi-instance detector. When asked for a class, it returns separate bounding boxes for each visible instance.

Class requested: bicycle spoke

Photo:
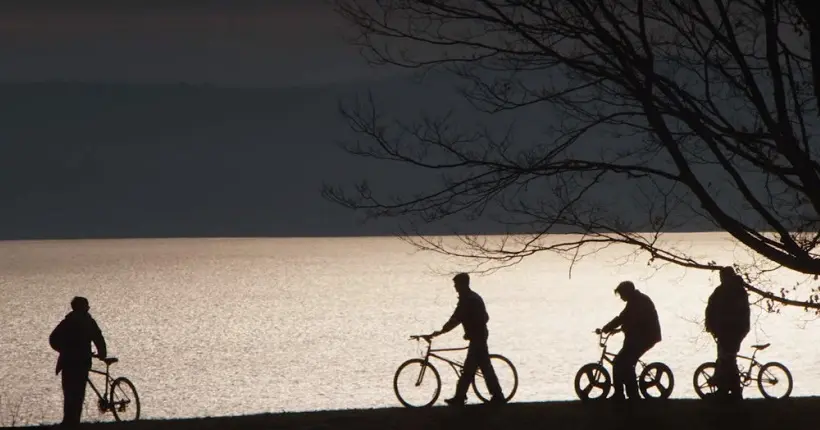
[588,370,609,388]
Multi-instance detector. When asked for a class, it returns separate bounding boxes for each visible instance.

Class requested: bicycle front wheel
[472,354,519,403]
[639,362,674,399]
[574,363,611,400]
[692,362,717,399]
[393,359,441,408]
[757,362,793,399]
[110,377,140,422]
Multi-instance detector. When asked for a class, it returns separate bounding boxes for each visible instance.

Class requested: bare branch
[328,0,820,312]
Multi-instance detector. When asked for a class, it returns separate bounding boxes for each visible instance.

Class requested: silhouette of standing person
[49,297,107,428]
[600,281,662,400]
[705,266,750,400]
[426,273,505,406]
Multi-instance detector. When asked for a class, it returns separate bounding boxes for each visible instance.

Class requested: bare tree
[324,0,820,311]
[792,0,820,109]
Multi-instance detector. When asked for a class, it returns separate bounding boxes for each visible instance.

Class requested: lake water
[0,234,817,425]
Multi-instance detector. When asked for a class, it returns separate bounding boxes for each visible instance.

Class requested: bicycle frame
[735,349,764,386]
[595,330,647,371]
[87,361,113,411]
[414,337,471,382]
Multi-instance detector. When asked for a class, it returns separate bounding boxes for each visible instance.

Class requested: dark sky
[0,0,391,87]
[0,1,453,239]
[0,1,721,239]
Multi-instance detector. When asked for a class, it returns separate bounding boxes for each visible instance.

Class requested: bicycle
[574,329,674,400]
[392,335,519,407]
[692,342,793,399]
[87,355,141,421]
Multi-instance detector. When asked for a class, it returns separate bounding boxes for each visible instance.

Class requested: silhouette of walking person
[600,281,662,400]
[426,273,505,406]
[49,297,107,428]
[705,266,750,401]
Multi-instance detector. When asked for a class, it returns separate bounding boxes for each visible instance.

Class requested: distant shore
[18,397,820,430]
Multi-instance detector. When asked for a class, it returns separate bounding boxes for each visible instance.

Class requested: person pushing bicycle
[425,273,505,406]
[49,296,107,428]
[599,281,662,400]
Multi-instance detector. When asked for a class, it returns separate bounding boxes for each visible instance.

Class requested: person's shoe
[489,395,507,405]
[444,396,466,407]
[626,392,642,401]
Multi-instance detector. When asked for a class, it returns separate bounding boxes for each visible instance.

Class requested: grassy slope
[17,397,820,430]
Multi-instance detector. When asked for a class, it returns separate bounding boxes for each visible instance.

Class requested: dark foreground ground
[15,398,820,430]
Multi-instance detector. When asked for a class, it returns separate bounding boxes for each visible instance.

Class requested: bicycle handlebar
[409,334,432,343]
[595,328,622,335]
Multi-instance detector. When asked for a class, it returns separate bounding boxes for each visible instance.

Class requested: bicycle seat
[102,357,119,365]
[752,343,770,350]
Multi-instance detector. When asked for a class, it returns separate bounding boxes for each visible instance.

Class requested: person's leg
[716,338,738,398]
[630,342,655,399]
[61,367,88,427]
[611,345,631,399]
[723,338,743,399]
[474,340,504,401]
[713,339,726,396]
[447,342,479,405]
[614,343,642,399]
[61,370,72,426]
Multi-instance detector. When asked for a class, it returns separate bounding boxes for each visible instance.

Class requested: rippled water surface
[0,235,817,425]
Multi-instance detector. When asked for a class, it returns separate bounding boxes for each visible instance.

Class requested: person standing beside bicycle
[705,266,750,401]
[425,272,505,406]
[49,296,107,428]
[599,281,662,401]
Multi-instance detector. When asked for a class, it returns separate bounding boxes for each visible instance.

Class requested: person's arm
[49,319,66,352]
[430,301,463,338]
[91,319,107,359]
[601,314,622,333]
[602,304,628,333]
[704,290,718,335]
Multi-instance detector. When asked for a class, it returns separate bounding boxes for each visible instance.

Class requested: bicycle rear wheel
[393,359,441,408]
[110,377,140,422]
[639,362,674,399]
[472,354,519,403]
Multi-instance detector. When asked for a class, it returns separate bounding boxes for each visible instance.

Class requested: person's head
[719,266,737,285]
[452,272,471,294]
[614,281,636,302]
[70,296,90,313]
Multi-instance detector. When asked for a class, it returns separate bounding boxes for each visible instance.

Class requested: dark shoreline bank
[17,397,820,430]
